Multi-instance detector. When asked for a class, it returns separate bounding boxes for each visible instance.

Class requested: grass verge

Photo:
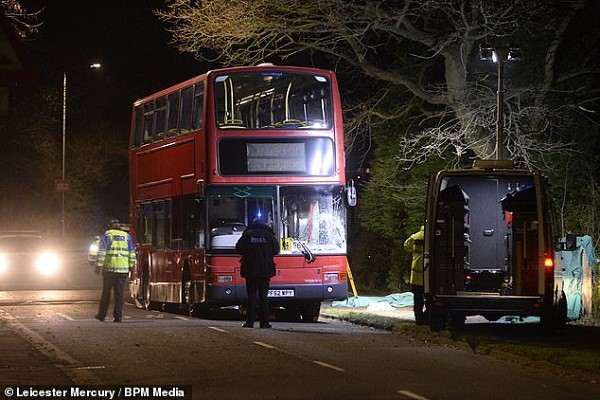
[321,307,600,382]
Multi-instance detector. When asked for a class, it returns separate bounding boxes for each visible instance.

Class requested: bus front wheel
[300,302,321,323]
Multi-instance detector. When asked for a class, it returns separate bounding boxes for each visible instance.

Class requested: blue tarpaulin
[332,292,414,308]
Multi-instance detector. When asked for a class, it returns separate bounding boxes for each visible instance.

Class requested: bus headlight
[324,273,339,282]
[217,275,234,283]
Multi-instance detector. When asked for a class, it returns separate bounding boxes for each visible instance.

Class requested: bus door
[156,199,171,272]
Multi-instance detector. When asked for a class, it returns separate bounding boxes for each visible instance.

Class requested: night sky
[2,1,210,231]
[21,0,205,133]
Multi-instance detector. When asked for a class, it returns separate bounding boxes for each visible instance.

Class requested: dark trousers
[412,284,427,325]
[245,276,271,326]
[97,272,128,321]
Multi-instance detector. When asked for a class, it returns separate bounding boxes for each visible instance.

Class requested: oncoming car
[88,236,100,267]
[0,231,61,280]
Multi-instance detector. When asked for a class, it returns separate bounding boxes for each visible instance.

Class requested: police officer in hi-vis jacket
[95,219,136,323]
[404,225,427,325]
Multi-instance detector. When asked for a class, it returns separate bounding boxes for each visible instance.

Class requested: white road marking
[0,310,103,384]
[56,312,74,321]
[174,316,189,321]
[313,360,345,372]
[210,323,346,374]
[253,341,277,349]
[398,390,429,400]
[145,314,164,319]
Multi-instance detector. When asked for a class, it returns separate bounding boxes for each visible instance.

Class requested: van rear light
[544,257,554,269]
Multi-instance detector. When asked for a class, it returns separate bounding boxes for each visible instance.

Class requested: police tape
[2,386,192,400]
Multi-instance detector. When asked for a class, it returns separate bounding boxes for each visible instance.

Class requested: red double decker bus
[128,65,354,321]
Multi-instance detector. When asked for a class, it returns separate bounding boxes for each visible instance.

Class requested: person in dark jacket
[235,218,280,328]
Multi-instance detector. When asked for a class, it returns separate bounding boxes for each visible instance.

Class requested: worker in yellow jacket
[95,219,136,323]
[404,225,426,325]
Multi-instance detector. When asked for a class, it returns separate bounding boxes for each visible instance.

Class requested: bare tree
[158,0,594,168]
[0,0,42,38]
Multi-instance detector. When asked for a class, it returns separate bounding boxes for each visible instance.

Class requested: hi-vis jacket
[96,229,136,274]
[404,226,425,286]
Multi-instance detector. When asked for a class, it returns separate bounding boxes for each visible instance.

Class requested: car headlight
[88,242,99,260]
[0,253,8,274]
[36,252,60,275]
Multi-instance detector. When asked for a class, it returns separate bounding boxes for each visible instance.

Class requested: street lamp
[479,44,520,160]
[60,63,102,238]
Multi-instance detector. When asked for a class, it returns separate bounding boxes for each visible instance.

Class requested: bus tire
[133,294,144,309]
[142,269,153,310]
[187,283,201,317]
[300,302,321,323]
[181,266,197,316]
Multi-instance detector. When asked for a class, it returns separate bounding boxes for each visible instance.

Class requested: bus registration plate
[268,289,294,298]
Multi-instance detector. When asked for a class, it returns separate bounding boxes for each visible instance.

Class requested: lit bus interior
[207,186,347,257]
[214,71,332,130]
[434,175,541,295]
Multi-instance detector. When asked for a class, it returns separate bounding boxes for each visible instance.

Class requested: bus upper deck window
[180,86,194,134]
[191,83,204,131]
[154,97,167,141]
[166,92,179,138]
[133,105,144,147]
[214,72,332,130]
[142,102,155,144]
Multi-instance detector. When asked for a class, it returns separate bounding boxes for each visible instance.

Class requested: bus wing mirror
[346,179,357,207]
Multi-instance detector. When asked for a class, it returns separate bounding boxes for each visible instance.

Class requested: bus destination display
[247,142,306,173]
